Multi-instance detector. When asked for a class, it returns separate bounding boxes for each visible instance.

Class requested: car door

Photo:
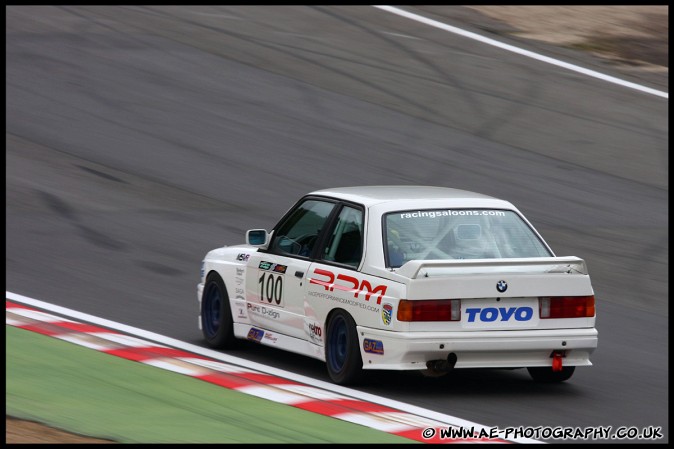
[304,204,372,343]
[245,198,337,339]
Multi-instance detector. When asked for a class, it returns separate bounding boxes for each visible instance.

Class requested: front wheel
[325,310,363,385]
[201,273,238,349]
[527,366,575,382]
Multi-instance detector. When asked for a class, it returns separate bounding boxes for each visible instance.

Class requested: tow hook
[552,350,565,372]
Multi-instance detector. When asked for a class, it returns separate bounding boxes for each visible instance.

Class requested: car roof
[309,185,504,208]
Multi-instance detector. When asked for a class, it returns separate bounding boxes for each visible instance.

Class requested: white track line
[373,5,668,99]
[6,290,540,443]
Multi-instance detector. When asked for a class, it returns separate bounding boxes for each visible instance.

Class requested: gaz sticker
[363,338,384,354]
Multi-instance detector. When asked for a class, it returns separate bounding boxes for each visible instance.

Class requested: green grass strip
[6,325,414,443]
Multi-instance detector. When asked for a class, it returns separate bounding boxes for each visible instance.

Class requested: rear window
[384,209,552,268]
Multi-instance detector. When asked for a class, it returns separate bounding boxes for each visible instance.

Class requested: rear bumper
[357,326,598,370]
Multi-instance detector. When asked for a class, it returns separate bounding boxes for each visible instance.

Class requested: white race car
[197,186,597,384]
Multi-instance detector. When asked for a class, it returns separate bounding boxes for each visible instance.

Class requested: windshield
[384,209,552,268]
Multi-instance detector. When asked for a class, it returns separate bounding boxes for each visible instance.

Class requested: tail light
[539,296,595,319]
[397,299,461,322]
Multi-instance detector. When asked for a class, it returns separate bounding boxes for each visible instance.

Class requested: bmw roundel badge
[496,280,508,293]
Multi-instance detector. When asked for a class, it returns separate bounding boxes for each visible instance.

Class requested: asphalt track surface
[6,6,668,443]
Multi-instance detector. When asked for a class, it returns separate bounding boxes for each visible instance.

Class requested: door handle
[295,271,304,278]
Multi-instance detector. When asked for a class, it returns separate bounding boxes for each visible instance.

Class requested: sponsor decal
[246,303,280,320]
[259,261,287,274]
[496,280,508,293]
[237,253,250,262]
[363,338,384,355]
[235,277,244,285]
[236,307,247,319]
[399,210,506,219]
[236,267,245,276]
[235,288,244,295]
[263,332,278,343]
[310,268,388,305]
[465,306,533,323]
[382,303,393,326]
[248,303,261,313]
[307,291,380,313]
[235,295,247,319]
[309,323,322,338]
[247,327,264,342]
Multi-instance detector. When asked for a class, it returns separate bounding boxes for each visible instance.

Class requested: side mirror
[246,229,270,247]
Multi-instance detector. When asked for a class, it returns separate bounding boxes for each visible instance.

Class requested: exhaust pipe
[425,352,457,372]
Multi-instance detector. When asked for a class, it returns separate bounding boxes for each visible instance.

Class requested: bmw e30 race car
[197,186,597,385]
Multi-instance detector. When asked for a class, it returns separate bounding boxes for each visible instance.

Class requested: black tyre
[201,273,238,349]
[527,366,575,382]
[325,310,363,385]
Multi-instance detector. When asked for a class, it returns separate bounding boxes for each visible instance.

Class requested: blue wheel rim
[328,315,348,373]
[203,283,221,338]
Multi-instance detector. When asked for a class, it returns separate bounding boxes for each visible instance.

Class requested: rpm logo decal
[310,268,388,305]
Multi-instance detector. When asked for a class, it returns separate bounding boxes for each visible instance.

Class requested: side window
[270,200,335,258]
[320,206,364,268]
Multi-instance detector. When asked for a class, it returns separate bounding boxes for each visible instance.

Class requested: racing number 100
[258,272,282,305]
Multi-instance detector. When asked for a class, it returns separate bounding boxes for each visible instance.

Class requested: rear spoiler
[396,257,588,279]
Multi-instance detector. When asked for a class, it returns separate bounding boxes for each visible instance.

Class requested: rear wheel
[325,310,363,385]
[201,273,237,349]
[527,366,575,382]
